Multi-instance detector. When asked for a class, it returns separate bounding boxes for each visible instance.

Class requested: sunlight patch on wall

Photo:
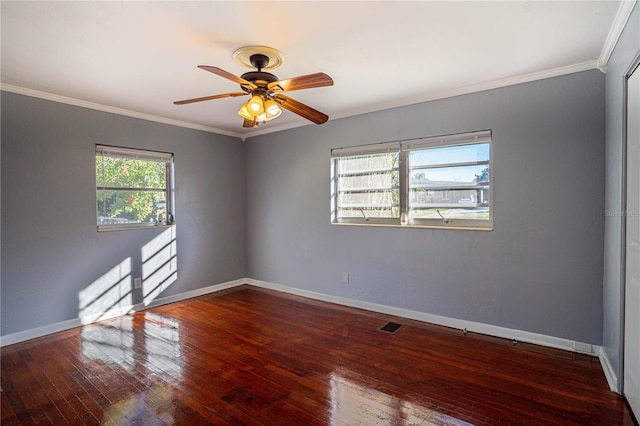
[142,227,178,305]
[79,257,132,324]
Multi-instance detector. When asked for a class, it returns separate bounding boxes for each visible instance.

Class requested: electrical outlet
[342,272,349,283]
[134,277,142,289]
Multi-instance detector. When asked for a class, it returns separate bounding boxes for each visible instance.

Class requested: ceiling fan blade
[198,65,257,89]
[268,73,333,92]
[242,118,256,128]
[274,94,329,124]
[174,92,247,105]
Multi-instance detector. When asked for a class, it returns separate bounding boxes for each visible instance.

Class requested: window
[96,145,174,231]
[331,141,401,225]
[331,130,492,230]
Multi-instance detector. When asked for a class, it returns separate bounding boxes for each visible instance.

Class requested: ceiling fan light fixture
[264,99,282,120]
[247,95,264,114]
[237,103,254,120]
[238,96,282,123]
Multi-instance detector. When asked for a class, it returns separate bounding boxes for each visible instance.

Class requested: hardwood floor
[1,285,636,425]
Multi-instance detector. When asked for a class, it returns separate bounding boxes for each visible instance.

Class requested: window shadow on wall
[79,258,133,325]
[77,226,178,326]
[142,227,178,306]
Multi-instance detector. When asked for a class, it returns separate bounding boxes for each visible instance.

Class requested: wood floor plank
[1,285,636,425]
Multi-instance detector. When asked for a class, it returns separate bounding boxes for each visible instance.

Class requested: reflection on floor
[102,384,174,426]
[81,312,182,380]
[330,370,473,426]
[1,286,636,425]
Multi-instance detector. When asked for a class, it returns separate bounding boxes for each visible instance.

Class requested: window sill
[97,223,176,232]
[331,222,493,231]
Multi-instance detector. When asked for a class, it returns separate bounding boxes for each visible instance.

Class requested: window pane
[338,173,396,191]
[97,190,166,225]
[410,164,489,186]
[409,143,489,168]
[407,142,491,224]
[410,188,489,206]
[410,206,490,220]
[338,207,398,218]
[96,157,166,189]
[335,152,400,219]
[409,188,489,221]
[337,153,398,174]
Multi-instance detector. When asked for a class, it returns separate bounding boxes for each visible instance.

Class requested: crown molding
[0,83,243,139]
[598,0,638,73]
[242,60,600,140]
[242,118,316,140]
[323,61,599,135]
[3,58,602,142]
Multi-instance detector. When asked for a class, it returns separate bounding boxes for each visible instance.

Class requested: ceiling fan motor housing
[241,54,279,87]
[240,71,278,85]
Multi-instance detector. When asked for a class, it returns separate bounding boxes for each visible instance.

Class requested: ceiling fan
[174,46,334,128]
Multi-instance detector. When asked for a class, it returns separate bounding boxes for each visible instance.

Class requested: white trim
[1,277,603,360]
[96,144,173,162]
[79,303,136,326]
[0,83,243,139]
[401,129,492,151]
[244,61,600,140]
[138,278,245,310]
[1,59,601,142]
[0,318,83,348]
[349,61,599,118]
[331,141,400,157]
[0,279,246,347]
[599,347,620,392]
[247,278,601,357]
[598,0,638,72]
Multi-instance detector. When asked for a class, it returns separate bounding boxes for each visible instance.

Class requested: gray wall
[246,70,605,344]
[1,68,608,346]
[1,92,246,336]
[603,3,639,391]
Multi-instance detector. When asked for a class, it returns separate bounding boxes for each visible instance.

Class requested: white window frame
[331,130,492,230]
[96,145,175,232]
[331,141,401,226]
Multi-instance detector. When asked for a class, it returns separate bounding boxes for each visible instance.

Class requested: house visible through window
[96,145,174,231]
[331,130,492,230]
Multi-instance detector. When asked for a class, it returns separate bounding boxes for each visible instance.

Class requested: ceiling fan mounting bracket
[232,45,285,70]
[250,54,269,71]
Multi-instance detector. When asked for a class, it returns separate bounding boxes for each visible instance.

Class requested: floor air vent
[378,322,404,334]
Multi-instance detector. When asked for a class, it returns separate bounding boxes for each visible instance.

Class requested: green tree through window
[96,146,174,230]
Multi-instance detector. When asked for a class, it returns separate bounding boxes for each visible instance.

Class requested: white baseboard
[136,278,245,311]
[247,278,602,357]
[599,346,620,392]
[2,277,603,361]
[0,279,246,347]
[0,317,84,348]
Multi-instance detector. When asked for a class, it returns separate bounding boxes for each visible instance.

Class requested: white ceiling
[0,1,632,139]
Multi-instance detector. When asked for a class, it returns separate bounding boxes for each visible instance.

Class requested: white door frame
[623,53,640,420]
